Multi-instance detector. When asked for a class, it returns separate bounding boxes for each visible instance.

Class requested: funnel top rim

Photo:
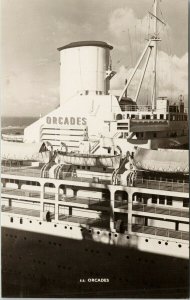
[57,41,113,51]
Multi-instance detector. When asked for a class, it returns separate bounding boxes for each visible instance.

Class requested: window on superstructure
[153,133,157,138]
[142,115,146,120]
[82,166,85,170]
[160,114,164,120]
[116,114,122,120]
[153,114,157,119]
[183,199,189,208]
[159,196,165,205]
[166,197,172,206]
[184,115,187,121]
[146,115,150,120]
[152,195,157,204]
[143,198,148,205]
[87,166,90,170]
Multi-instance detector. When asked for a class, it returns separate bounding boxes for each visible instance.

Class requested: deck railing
[59,195,110,207]
[1,187,41,198]
[134,178,189,193]
[132,203,189,218]
[132,224,189,240]
[1,166,41,177]
[2,166,189,193]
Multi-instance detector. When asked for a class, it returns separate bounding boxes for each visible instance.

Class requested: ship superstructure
[1,0,189,298]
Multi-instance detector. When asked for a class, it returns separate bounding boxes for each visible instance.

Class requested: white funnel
[58,41,113,106]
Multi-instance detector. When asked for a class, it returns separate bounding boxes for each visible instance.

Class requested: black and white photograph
[1,0,189,298]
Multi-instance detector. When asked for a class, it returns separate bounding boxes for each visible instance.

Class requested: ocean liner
[1,0,189,298]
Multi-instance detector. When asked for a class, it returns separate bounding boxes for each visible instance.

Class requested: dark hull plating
[2,227,189,298]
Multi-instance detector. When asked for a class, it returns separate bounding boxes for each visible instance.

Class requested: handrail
[132,203,189,218]
[132,224,189,240]
[133,178,189,193]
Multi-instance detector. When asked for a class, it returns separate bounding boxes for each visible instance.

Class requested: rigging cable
[128,29,134,66]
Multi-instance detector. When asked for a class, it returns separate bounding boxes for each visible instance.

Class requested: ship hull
[2,226,189,298]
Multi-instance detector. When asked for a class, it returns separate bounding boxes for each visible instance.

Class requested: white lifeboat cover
[1,140,49,162]
[133,148,189,173]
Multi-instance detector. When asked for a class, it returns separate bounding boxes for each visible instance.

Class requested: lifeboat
[55,151,121,168]
[1,140,51,163]
[133,148,189,173]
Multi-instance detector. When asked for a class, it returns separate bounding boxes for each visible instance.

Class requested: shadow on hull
[2,227,189,298]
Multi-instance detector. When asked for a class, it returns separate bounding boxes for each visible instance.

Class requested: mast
[151,0,158,109]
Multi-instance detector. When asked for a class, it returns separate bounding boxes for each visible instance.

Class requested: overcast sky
[1,0,188,117]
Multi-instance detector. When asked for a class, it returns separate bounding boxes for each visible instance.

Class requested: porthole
[126,236,130,239]
[80,228,83,231]
[65,226,67,229]
[88,229,91,233]
[39,222,42,225]
[70,227,72,230]
[97,231,100,234]
[115,234,117,237]
[54,224,57,227]
[165,242,168,246]
[158,241,161,244]
[145,239,148,242]
[24,237,27,240]
[29,220,32,223]
[178,244,182,248]
[53,242,56,246]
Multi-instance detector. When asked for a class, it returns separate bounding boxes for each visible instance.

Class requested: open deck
[2,166,189,193]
